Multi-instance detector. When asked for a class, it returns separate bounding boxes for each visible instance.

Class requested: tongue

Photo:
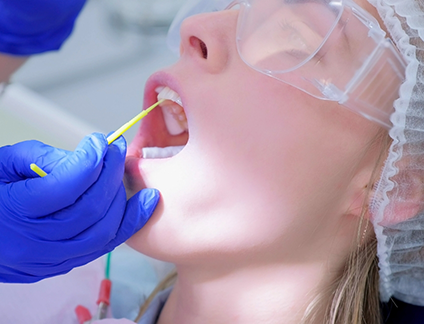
[142,146,185,159]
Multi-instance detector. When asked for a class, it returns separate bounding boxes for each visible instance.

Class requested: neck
[157,260,340,324]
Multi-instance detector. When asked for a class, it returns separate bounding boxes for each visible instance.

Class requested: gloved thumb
[124,188,160,235]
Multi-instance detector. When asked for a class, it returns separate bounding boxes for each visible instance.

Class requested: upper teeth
[156,86,183,106]
[156,86,188,135]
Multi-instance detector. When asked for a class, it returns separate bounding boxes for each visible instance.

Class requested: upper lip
[144,70,184,112]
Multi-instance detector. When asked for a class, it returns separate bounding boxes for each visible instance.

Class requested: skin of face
[125,0,383,265]
[124,0,388,322]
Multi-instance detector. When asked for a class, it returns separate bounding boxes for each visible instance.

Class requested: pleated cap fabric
[368,0,424,306]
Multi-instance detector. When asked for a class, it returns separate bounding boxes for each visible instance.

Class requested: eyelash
[279,19,296,33]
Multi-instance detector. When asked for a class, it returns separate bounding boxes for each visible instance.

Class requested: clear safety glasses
[167,0,406,128]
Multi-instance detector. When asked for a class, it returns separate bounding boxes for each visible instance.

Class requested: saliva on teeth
[141,86,187,159]
[156,86,188,136]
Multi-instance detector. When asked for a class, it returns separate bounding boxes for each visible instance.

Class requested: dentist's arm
[0,54,27,83]
[0,134,160,283]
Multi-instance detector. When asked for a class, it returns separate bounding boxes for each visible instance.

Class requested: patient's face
[125,0,385,266]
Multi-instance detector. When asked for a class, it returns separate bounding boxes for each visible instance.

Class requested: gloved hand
[0,133,160,283]
[0,0,87,55]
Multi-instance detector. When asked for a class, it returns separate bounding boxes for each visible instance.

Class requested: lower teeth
[142,146,185,159]
[161,104,187,136]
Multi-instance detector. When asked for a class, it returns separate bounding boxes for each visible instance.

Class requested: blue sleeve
[0,0,86,55]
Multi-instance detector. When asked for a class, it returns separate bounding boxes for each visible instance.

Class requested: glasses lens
[237,0,342,72]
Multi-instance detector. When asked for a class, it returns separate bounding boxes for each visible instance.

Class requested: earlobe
[343,178,376,245]
[346,187,369,218]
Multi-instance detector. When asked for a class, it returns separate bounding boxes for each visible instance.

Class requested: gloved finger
[4,133,109,217]
[24,188,159,268]
[0,264,41,283]
[0,140,69,182]
[0,260,73,283]
[30,137,127,239]
[21,185,127,268]
[103,188,160,250]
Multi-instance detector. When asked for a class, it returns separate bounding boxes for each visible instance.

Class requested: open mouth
[130,84,189,160]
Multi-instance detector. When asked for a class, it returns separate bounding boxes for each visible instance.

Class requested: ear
[344,168,375,219]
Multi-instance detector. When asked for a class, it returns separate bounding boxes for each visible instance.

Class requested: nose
[178,10,238,73]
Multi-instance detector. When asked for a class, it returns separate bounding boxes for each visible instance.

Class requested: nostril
[200,41,208,59]
[189,36,208,59]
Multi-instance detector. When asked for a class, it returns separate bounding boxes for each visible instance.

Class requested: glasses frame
[167,0,406,128]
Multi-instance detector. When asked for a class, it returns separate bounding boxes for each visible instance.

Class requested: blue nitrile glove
[0,133,160,283]
[0,0,87,55]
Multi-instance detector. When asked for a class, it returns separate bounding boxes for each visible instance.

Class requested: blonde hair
[299,236,380,324]
[134,269,177,323]
[302,130,391,324]
[329,237,380,324]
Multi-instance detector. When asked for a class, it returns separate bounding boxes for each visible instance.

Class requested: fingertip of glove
[77,133,108,152]
[142,188,160,208]
[89,132,109,150]
[74,133,108,165]
[137,188,160,222]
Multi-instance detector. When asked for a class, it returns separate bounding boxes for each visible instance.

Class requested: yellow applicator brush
[30,163,48,177]
[106,99,164,144]
[30,100,164,177]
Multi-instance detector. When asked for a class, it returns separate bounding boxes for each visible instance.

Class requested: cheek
[126,61,380,263]
[127,105,338,262]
